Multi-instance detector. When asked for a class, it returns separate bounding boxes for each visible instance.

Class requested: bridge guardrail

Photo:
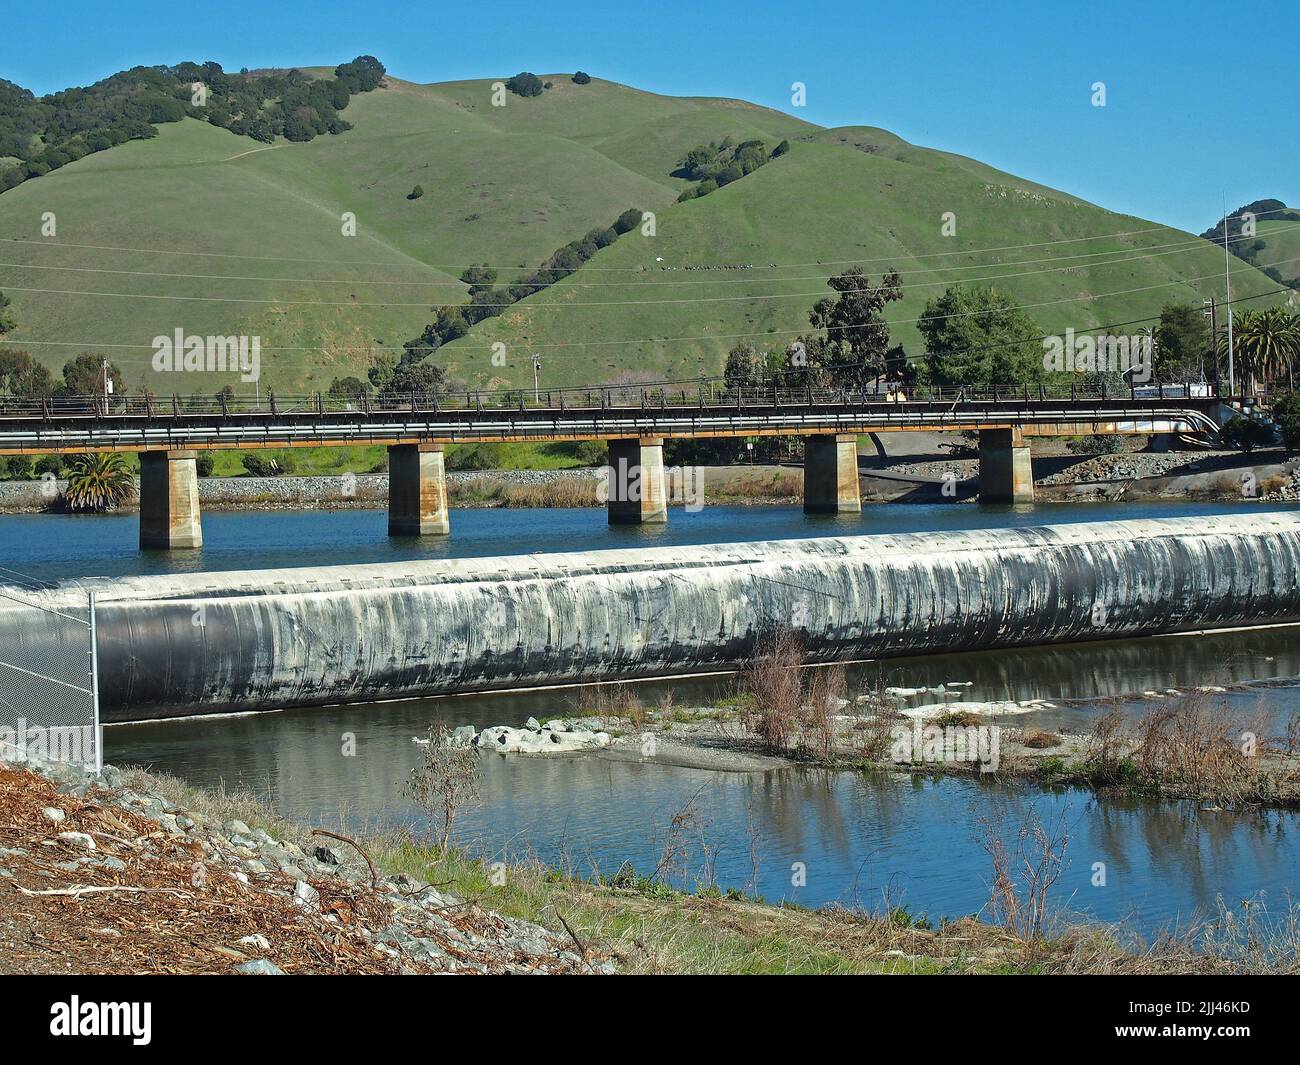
[0,377,1233,423]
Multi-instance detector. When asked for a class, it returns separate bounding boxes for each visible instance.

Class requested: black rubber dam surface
[4,512,1300,721]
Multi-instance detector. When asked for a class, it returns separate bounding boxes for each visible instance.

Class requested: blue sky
[5,0,1294,233]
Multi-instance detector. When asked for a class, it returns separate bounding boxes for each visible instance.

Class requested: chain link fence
[0,584,101,772]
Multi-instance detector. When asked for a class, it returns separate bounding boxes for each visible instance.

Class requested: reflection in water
[110,659,1300,938]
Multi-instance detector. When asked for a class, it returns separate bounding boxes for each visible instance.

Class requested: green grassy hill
[439,130,1286,388]
[1250,219,1300,287]
[0,72,1285,395]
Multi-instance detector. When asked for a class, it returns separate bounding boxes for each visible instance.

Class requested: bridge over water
[0,380,1230,549]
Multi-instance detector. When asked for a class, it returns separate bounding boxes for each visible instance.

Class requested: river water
[4,499,1300,936]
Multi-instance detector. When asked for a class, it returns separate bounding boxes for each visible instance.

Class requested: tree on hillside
[505,72,544,97]
[918,286,1042,388]
[460,263,498,293]
[798,268,904,387]
[0,291,14,334]
[327,375,369,400]
[0,348,54,399]
[61,353,123,396]
[612,208,642,235]
[723,343,779,388]
[0,57,387,196]
[572,71,592,84]
[378,361,446,404]
[334,56,385,94]
[1154,302,1211,381]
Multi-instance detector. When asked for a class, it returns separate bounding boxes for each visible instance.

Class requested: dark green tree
[460,263,498,292]
[918,286,1043,388]
[60,353,123,396]
[505,72,544,97]
[1272,391,1300,451]
[327,375,369,399]
[0,348,54,400]
[613,208,642,234]
[723,343,770,388]
[1154,302,1211,380]
[379,361,446,403]
[800,268,904,387]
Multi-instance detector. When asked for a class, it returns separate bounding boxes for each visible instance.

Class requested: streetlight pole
[1203,298,1216,389]
[1223,194,1236,397]
[531,353,541,404]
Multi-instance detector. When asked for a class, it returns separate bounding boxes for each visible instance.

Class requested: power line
[9,279,1294,364]
[5,248,1294,312]
[3,206,1295,274]
[5,224,1297,291]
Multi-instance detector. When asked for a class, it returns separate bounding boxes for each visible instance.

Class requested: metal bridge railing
[0,377,1232,424]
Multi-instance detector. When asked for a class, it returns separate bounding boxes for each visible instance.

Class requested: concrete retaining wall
[4,513,1300,721]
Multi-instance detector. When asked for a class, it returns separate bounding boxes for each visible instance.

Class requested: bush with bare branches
[405,722,481,853]
[740,627,805,751]
[980,808,1070,941]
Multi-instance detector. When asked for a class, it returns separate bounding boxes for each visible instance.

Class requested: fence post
[88,590,101,775]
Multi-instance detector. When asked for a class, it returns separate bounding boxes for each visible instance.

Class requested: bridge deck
[0,386,1228,455]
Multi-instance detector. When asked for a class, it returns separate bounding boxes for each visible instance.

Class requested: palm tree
[61,453,135,512]
[1218,307,1300,394]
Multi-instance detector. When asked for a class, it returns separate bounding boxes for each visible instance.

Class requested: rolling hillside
[0,69,1286,394]
[1251,219,1300,288]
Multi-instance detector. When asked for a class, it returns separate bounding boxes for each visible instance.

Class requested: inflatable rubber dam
[5,512,1300,722]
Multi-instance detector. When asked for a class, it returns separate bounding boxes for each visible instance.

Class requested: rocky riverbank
[0,754,600,974]
[4,730,1295,973]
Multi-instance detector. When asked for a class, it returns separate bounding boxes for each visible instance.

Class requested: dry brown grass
[980,807,1070,942]
[1078,691,1297,804]
[1021,729,1063,749]
[934,709,983,728]
[737,629,852,759]
[740,628,805,751]
[803,665,847,759]
[713,470,802,502]
[573,682,646,730]
[449,476,601,508]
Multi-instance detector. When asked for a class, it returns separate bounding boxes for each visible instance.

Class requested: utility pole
[88,590,101,774]
[100,357,112,410]
[531,353,541,403]
[1223,194,1236,397]
[1203,298,1216,390]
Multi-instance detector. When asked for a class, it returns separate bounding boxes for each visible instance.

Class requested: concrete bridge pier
[606,437,667,524]
[803,433,861,514]
[388,443,450,536]
[978,428,1034,504]
[139,450,203,549]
